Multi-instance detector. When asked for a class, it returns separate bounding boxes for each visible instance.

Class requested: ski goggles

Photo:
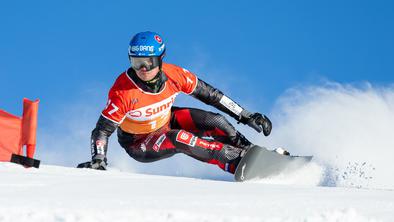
[130,56,160,71]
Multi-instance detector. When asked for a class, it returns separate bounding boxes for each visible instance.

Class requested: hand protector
[77,158,107,170]
[242,112,272,136]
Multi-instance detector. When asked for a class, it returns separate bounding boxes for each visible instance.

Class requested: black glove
[77,158,107,170]
[241,111,272,136]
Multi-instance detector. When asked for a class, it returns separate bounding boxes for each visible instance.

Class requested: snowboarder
[77,31,272,173]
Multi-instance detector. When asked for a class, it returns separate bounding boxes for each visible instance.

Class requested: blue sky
[1,0,394,130]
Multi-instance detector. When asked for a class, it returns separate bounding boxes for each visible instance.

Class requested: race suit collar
[126,68,167,93]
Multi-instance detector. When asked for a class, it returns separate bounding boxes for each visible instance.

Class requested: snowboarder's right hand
[249,113,272,136]
[242,112,272,136]
[77,158,107,170]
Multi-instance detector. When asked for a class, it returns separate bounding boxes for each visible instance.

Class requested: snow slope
[1,162,393,222]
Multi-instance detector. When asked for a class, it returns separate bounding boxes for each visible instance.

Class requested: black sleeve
[90,115,118,161]
[190,79,252,123]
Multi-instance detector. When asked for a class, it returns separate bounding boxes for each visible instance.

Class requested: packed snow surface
[1,163,393,222]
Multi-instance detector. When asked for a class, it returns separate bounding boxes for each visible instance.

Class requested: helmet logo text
[131,45,154,53]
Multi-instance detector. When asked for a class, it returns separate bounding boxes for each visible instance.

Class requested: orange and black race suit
[91,63,253,173]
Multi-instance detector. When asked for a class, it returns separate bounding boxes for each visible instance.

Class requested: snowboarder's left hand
[245,112,272,136]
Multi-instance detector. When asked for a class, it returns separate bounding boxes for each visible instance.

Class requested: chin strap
[144,72,161,84]
[143,71,167,93]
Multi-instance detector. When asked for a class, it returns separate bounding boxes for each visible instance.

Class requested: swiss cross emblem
[176,130,196,147]
[180,132,189,140]
[154,35,162,44]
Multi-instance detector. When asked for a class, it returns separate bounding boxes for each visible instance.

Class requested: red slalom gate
[0,98,40,168]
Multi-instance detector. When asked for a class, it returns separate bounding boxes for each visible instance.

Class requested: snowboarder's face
[134,66,160,81]
[130,56,161,81]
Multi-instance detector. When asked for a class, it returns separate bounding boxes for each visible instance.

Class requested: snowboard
[234,145,312,182]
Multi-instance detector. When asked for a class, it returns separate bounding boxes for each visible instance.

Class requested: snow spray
[262,82,394,189]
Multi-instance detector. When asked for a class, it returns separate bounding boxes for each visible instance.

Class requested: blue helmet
[128,31,166,57]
